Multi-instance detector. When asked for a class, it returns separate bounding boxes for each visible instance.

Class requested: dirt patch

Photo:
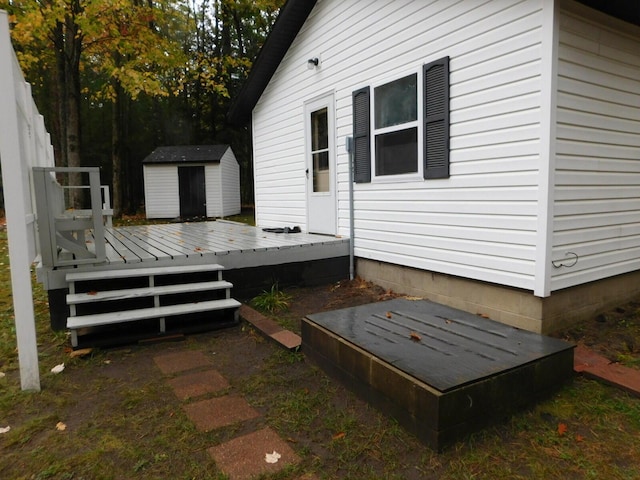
[274,277,400,332]
[561,300,640,369]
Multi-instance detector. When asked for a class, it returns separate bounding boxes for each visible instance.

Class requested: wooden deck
[38,220,350,291]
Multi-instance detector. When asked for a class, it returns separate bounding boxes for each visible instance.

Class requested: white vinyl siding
[143,165,179,219]
[552,5,640,290]
[219,149,241,217]
[205,164,221,217]
[252,0,546,290]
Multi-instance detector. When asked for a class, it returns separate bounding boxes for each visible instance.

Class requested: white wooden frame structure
[33,167,111,267]
[0,10,56,391]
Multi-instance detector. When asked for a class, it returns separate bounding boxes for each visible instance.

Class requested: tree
[81,0,187,215]
[6,0,84,205]
[4,0,284,213]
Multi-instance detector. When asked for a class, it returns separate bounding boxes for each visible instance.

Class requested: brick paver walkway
[154,348,305,479]
[574,343,640,397]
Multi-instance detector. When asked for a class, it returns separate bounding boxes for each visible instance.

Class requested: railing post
[89,168,106,262]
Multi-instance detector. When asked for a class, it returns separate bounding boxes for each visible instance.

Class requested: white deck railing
[0,10,56,390]
[33,167,112,267]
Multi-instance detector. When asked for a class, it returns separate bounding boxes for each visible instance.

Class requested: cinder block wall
[357,259,640,334]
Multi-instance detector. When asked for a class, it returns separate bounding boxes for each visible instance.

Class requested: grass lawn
[1,224,639,479]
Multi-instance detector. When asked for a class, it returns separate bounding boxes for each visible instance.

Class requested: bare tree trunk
[53,21,67,169]
[63,3,83,208]
[112,79,123,218]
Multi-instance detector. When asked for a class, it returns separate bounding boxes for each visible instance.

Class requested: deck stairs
[65,264,241,347]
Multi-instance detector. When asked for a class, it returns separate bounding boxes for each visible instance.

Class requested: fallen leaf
[56,422,67,431]
[265,451,281,464]
[69,348,93,358]
[194,247,203,252]
[0,426,10,434]
[557,423,568,436]
[87,291,98,296]
[104,360,111,365]
[409,332,422,342]
[51,363,65,374]
[575,434,584,442]
[477,313,490,319]
[333,431,346,440]
[403,296,422,301]
[386,312,392,319]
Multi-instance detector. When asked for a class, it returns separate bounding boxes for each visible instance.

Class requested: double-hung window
[353,56,450,183]
[374,73,418,177]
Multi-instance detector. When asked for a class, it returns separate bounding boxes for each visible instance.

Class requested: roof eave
[577,0,640,27]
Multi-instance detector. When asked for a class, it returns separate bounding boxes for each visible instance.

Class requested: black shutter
[352,86,371,183]
[423,56,450,179]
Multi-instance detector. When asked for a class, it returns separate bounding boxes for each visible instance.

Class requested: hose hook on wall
[552,252,578,268]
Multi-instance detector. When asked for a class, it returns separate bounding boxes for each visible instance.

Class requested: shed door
[305,94,336,235]
[178,166,206,219]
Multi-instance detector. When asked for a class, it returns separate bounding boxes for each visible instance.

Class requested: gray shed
[142,145,241,219]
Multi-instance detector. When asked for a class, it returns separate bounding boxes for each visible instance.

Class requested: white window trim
[370,69,424,183]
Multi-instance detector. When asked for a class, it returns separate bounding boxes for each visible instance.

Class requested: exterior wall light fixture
[307,57,319,70]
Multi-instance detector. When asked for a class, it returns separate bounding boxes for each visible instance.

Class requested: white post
[0,11,41,391]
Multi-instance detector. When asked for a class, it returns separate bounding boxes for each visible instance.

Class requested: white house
[143,145,241,219]
[229,0,640,334]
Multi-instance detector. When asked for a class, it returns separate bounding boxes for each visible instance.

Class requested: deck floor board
[45,221,350,290]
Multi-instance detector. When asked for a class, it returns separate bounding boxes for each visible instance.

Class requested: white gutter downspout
[346,136,355,280]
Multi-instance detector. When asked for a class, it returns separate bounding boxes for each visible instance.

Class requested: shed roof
[226,0,639,127]
[143,145,231,164]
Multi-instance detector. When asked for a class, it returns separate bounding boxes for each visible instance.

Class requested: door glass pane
[313,151,329,192]
[310,107,329,193]
[374,74,417,129]
[311,108,328,150]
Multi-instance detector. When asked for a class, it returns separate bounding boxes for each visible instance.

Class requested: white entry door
[305,94,336,235]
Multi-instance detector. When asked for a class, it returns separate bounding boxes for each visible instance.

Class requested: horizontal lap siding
[205,165,221,217]
[143,166,179,219]
[252,0,545,290]
[552,7,640,291]
[220,150,241,217]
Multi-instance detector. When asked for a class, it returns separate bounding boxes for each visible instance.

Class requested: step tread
[67,298,241,329]
[66,264,225,282]
[66,280,233,305]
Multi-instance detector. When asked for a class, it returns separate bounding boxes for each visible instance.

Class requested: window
[374,73,418,176]
[352,56,450,183]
